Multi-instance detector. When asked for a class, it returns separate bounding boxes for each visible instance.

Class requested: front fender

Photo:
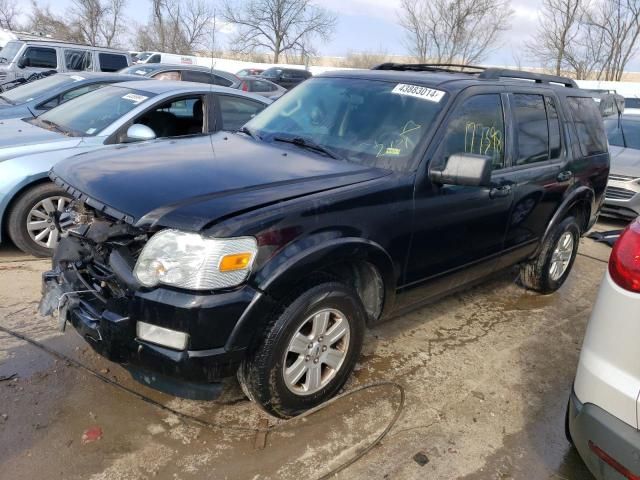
[224,236,397,351]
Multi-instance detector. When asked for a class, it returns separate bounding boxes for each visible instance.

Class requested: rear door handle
[557,170,573,182]
[489,185,512,199]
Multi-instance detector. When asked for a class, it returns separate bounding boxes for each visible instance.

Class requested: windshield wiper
[39,119,68,135]
[273,135,343,160]
[240,126,259,140]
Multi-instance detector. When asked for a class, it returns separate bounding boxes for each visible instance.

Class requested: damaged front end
[39,201,149,359]
[39,201,240,400]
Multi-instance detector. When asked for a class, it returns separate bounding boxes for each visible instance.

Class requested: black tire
[520,216,581,294]
[6,183,71,257]
[238,281,366,418]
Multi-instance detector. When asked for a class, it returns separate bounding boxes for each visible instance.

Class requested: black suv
[40,64,610,418]
[260,66,312,89]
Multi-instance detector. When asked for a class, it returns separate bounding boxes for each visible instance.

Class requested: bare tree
[586,0,640,80]
[69,0,128,47]
[28,1,85,42]
[100,0,127,47]
[526,0,582,75]
[222,0,337,63]
[0,0,20,30]
[398,0,512,64]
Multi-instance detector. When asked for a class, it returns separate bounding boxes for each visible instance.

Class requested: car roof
[132,63,235,75]
[58,72,146,81]
[316,69,595,97]
[10,36,128,54]
[111,79,272,102]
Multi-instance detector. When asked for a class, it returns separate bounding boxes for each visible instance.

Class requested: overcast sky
[26,0,640,69]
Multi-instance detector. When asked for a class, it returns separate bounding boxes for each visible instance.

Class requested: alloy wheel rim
[26,196,70,250]
[282,308,350,396]
[549,231,574,281]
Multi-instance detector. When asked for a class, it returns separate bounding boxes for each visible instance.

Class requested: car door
[401,88,514,303]
[215,94,267,132]
[16,46,58,77]
[497,90,572,265]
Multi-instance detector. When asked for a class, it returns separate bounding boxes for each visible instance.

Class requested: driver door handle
[489,185,512,199]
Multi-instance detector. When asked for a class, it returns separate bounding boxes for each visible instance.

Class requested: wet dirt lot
[0,220,626,480]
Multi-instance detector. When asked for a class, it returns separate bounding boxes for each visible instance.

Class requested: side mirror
[125,124,156,142]
[430,153,492,187]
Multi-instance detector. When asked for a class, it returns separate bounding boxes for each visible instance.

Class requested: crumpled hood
[610,145,640,178]
[0,118,81,162]
[52,132,390,231]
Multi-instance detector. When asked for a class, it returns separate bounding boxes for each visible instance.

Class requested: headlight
[134,230,257,290]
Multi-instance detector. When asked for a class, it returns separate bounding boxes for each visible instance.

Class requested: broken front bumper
[40,266,254,399]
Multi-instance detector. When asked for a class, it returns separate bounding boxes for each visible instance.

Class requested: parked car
[237,68,264,77]
[624,97,640,115]
[119,63,240,88]
[237,75,286,99]
[0,72,143,120]
[602,114,640,219]
[0,81,270,256]
[260,66,311,89]
[567,217,640,479]
[0,36,131,82]
[40,65,609,418]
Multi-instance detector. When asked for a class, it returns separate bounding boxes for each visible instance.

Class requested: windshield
[120,65,156,76]
[36,85,156,137]
[1,74,75,104]
[0,41,23,64]
[605,117,640,150]
[136,52,153,62]
[245,77,448,169]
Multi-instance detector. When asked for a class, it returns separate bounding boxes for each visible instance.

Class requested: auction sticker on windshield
[70,75,85,81]
[122,93,148,104]
[392,84,445,103]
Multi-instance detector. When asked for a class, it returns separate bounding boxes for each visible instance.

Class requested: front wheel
[520,216,581,294]
[6,183,72,257]
[238,282,366,418]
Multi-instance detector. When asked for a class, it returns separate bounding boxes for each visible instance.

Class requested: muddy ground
[0,219,626,480]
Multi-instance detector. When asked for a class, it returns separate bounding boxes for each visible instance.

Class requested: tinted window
[251,80,274,93]
[21,47,57,68]
[153,70,181,81]
[36,86,155,136]
[64,49,92,71]
[98,53,128,72]
[39,83,105,110]
[546,97,562,158]
[513,94,549,165]
[119,65,156,75]
[1,74,73,103]
[567,97,608,156]
[625,98,640,109]
[148,54,161,63]
[436,94,505,170]
[246,77,448,170]
[181,70,212,84]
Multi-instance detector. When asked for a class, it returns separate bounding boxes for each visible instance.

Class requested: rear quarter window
[567,97,608,156]
[98,53,128,72]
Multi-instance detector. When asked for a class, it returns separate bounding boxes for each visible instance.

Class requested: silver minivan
[0,36,131,82]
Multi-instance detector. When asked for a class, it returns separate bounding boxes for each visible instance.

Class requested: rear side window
[214,74,233,87]
[148,54,161,63]
[65,49,92,71]
[98,53,128,72]
[567,97,608,156]
[513,94,549,165]
[218,95,266,131]
[181,70,211,84]
[21,47,57,68]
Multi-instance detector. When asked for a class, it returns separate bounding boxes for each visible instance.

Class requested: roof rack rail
[478,68,577,87]
[372,63,487,74]
[371,63,579,88]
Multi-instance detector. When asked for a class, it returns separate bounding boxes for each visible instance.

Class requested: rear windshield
[625,97,640,109]
[245,77,448,170]
[0,74,75,104]
[0,41,23,64]
[35,85,155,136]
[605,117,640,150]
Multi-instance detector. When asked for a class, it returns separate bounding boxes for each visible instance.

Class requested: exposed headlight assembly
[134,230,257,290]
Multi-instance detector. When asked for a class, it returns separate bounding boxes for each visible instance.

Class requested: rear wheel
[7,183,72,257]
[238,281,366,418]
[520,216,581,294]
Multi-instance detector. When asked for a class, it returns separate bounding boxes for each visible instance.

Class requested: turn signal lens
[609,219,640,293]
[219,253,253,272]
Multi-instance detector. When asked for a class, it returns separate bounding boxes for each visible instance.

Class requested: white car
[568,218,640,479]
